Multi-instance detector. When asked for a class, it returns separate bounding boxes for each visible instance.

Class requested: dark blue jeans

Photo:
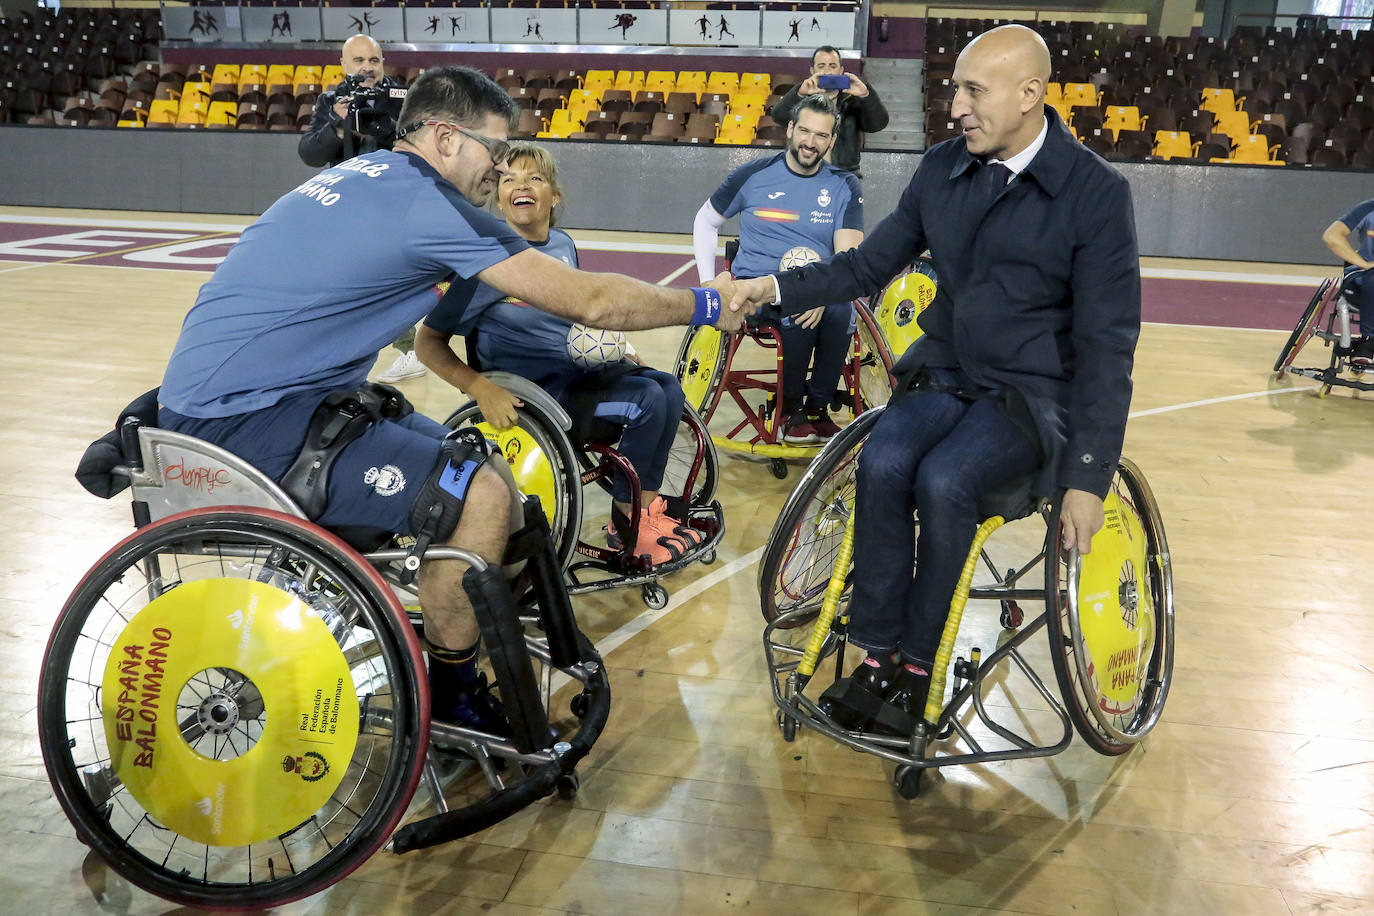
[1343,267,1370,337]
[778,303,852,411]
[847,376,1041,667]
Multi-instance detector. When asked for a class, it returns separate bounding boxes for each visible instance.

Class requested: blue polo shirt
[710,152,863,279]
[425,229,587,391]
[1340,199,1374,264]
[160,150,529,418]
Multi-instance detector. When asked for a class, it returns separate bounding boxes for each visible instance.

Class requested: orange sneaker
[647,497,705,547]
[608,506,689,566]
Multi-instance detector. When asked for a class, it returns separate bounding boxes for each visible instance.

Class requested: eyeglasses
[422,120,510,164]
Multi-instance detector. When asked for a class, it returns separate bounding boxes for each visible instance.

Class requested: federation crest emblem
[363,464,406,496]
[817,188,831,207]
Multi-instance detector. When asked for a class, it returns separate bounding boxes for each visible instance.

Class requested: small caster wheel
[642,582,668,609]
[894,764,924,799]
[570,691,591,719]
[699,548,716,565]
[555,772,579,800]
[781,713,797,743]
[999,599,1023,629]
[770,458,788,479]
[1318,383,1332,399]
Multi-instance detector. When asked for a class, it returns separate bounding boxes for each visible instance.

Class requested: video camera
[336,72,406,145]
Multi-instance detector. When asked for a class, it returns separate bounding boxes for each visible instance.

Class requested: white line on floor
[1129,385,1315,418]
[655,259,697,286]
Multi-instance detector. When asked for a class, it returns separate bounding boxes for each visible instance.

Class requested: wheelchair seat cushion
[975,471,1038,523]
[558,363,641,446]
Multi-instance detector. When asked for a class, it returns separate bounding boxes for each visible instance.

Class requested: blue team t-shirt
[710,152,864,279]
[1341,199,1374,265]
[425,229,587,391]
[159,150,529,417]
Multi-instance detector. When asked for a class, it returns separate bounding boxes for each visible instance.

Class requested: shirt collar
[949,105,1078,196]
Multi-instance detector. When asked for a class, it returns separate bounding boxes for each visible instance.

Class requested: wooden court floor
[1,207,1371,915]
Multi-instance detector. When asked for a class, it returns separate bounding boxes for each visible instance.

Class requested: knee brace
[400,428,495,583]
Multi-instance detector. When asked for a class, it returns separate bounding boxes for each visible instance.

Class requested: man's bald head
[950,24,1051,160]
[341,34,384,87]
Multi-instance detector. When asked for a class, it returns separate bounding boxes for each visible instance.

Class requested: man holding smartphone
[769,46,889,175]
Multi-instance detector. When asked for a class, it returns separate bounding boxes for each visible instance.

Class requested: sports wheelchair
[39,392,611,908]
[443,371,723,610]
[760,407,1174,798]
[1274,267,1373,396]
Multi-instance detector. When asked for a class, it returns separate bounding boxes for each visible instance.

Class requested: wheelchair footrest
[817,678,919,737]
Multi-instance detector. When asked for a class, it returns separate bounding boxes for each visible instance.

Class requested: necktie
[975,161,1013,212]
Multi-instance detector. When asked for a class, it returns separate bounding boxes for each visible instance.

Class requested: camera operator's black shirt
[298,75,404,168]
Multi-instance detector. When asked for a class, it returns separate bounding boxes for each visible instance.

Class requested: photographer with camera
[769,46,889,176]
[300,35,424,383]
[299,35,405,168]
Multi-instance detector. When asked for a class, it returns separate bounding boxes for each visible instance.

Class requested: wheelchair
[759,407,1175,798]
[1274,267,1373,396]
[443,371,724,610]
[39,394,611,908]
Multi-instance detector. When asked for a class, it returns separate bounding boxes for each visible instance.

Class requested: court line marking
[0,230,238,275]
[1129,385,1315,417]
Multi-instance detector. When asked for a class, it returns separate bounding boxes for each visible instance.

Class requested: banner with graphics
[579,8,669,46]
[668,9,762,48]
[321,7,406,43]
[405,7,491,44]
[489,8,577,45]
[761,10,856,50]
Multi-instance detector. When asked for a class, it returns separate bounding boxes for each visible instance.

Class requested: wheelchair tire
[759,409,885,626]
[661,404,720,507]
[674,325,730,420]
[1044,459,1175,755]
[853,301,896,411]
[1274,277,1334,377]
[445,401,582,571]
[38,508,428,909]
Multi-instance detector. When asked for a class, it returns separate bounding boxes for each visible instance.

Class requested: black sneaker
[1351,337,1374,366]
[850,653,898,692]
[883,666,932,725]
[431,672,511,737]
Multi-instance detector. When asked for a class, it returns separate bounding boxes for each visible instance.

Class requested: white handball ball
[779,245,821,271]
[566,323,628,369]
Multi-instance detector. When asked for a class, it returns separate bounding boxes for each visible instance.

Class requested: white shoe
[376,350,426,383]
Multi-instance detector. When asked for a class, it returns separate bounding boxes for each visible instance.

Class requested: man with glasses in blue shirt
[158,66,745,735]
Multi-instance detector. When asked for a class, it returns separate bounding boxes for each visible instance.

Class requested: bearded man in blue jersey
[156,66,744,735]
[693,93,864,443]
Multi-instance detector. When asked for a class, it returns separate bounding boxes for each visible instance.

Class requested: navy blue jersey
[426,229,586,388]
[710,153,863,279]
[1341,199,1374,263]
[160,150,528,417]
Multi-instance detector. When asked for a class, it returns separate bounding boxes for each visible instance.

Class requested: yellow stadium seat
[1045,82,1063,105]
[117,116,145,128]
[1213,108,1253,144]
[720,112,758,133]
[1062,82,1098,108]
[584,70,615,91]
[731,93,768,115]
[567,88,600,109]
[545,109,581,138]
[205,100,237,128]
[1050,100,1074,124]
[321,65,345,89]
[1103,105,1142,140]
[1200,87,1238,116]
[294,65,323,86]
[267,64,295,86]
[677,70,707,98]
[707,71,739,94]
[645,70,676,93]
[717,126,755,145]
[740,72,770,93]
[148,98,178,122]
[1231,134,1279,164]
[210,64,240,87]
[614,70,645,90]
[1152,130,1196,160]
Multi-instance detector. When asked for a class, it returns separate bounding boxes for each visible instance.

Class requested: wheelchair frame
[444,372,725,610]
[673,300,894,479]
[759,408,1175,799]
[1274,270,1373,396]
[38,411,611,908]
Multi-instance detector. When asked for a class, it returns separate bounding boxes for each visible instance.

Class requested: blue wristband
[690,287,722,326]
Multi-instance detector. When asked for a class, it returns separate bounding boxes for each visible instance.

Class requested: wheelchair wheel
[1274,277,1335,377]
[1045,459,1175,755]
[445,401,582,570]
[853,302,895,411]
[871,256,938,363]
[38,508,428,909]
[661,404,720,507]
[759,409,885,626]
[674,325,730,419]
